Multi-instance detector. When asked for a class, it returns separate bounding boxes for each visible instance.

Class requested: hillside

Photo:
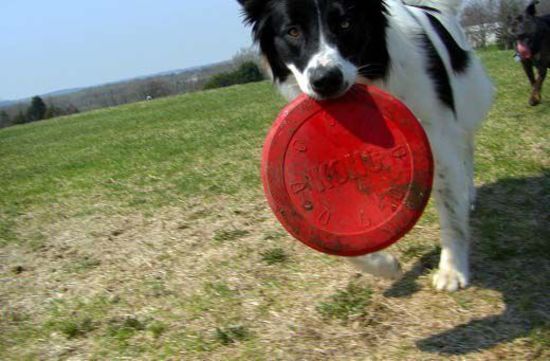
[0,50,549,360]
[0,60,239,125]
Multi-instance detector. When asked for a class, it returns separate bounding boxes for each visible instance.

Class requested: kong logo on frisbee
[261,85,434,257]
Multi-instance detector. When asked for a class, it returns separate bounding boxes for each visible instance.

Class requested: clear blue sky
[0,0,253,100]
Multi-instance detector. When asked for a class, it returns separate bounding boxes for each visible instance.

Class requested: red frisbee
[261,85,434,257]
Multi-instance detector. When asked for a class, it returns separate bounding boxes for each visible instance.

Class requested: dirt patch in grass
[1,186,548,360]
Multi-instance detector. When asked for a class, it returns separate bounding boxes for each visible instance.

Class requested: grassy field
[1,49,549,360]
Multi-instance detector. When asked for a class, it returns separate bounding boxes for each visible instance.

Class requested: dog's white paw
[348,252,403,280]
[432,267,469,292]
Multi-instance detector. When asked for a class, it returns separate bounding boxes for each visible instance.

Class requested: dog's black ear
[526,1,539,16]
[237,0,269,25]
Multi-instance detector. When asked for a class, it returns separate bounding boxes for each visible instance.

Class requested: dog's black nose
[310,67,344,97]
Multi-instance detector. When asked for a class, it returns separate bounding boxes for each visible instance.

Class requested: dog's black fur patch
[425,13,470,73]
[420,34,456,114]
[408,4,441,14]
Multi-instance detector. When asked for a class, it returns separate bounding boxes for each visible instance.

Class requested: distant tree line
[0,96,79,127]
[0,48,266,128]
[204,61,265,90]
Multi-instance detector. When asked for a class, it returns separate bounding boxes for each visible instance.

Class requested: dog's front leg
[431,140,472,292]
[521,59,536,86]
[530,65,547,106]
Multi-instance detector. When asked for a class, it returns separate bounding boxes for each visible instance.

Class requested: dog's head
[237,0,389,99]
[510,1,540,60]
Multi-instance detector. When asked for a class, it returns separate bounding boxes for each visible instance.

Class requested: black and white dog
[237,0,493,291]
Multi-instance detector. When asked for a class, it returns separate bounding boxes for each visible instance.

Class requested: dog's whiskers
[356,64,385,78]
[357,63,384,71]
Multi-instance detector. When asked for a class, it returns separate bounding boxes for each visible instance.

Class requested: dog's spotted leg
[347,252,402,280]
[432,143,471,292]
[530,66,547,106]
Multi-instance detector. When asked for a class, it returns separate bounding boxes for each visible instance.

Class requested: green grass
[1,50,549,360]
[213,228,250,243]
[214,325,251,345]
[260,247,289,265]
[0,82,285,246]
[317,282,373,323]
[64,255,102,273]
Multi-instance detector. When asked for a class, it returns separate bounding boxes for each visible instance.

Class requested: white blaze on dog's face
[286,21,358,99]
[238,0,390,99]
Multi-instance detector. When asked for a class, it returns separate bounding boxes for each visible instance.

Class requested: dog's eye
[287,27,301,38]
[340,20,351,30]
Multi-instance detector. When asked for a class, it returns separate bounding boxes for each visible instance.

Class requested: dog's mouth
[310,84,353,100]
[517,40,532,60]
